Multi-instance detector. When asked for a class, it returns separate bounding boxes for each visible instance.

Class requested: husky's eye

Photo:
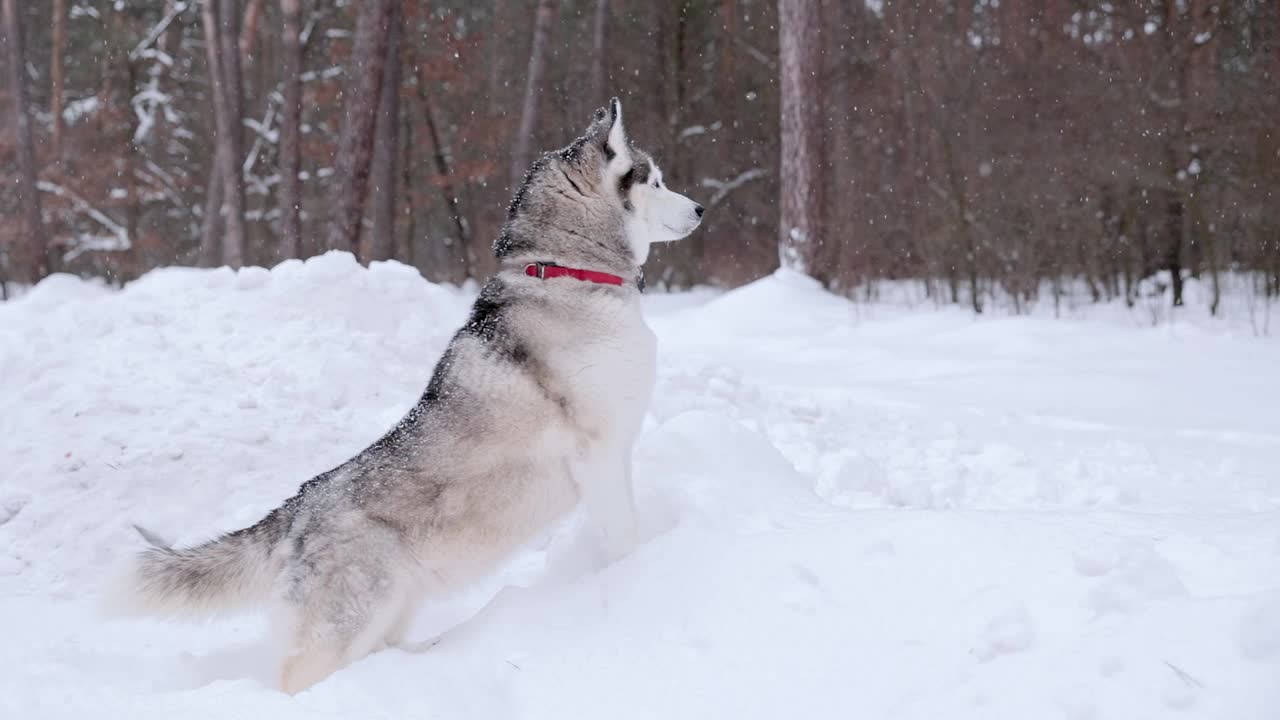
[619,167,635,192]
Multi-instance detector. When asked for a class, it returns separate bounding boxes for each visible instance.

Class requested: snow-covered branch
[129,1,189,61]
[244,102,279,174]
[733,35,777,70]
[1146,89,1182,110]
[678,125,706,142]
[36,181,131,261]
[129,2,189,143]
[132,85,172,143]
[139,161,184,207]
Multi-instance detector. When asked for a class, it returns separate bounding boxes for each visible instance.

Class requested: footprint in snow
[1238,593,1280,662]
[1056,686,1100,720]
[972,605,1035,662]
[1097,655,1125,678]
[862,538,896,558]
[779,563,827,615]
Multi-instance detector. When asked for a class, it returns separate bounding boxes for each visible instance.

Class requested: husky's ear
[604,97,631,168]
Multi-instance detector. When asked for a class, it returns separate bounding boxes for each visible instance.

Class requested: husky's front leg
[608,445,641,557]
[577,442,640,562]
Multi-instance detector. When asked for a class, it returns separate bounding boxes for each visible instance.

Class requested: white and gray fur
[105,98,703,693]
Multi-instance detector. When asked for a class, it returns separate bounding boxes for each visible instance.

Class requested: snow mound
[636,410,831,533]
[1083,540,1189,616]
[0,253,472,591]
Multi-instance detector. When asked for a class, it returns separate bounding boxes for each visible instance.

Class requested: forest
[1,0,1278,313]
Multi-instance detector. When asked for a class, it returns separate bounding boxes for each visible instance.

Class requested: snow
[2,252,1278,718]
[61,95,102,126]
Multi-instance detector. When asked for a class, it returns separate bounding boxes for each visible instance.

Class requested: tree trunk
[199,5,226,267]
[325,0,394,254]
[1166,187,1185,307]
[1,0,49,283]
[1001,0,1029,63]
[121,58,141,252]
[218,0,247,266]
[396,105,414,264]
[200,166,225,266]
[278,0,304,260]
[365,0,401,263]
[50,0,67,165]
[486,0,509,115]
[420,79,472,272]
[239,0,266,56]
[776,0,824,279]
[509,0,555,191]
[938,126,983,313]
[200,0,247,268]
[824,0,855,287]
[588,0,609,106]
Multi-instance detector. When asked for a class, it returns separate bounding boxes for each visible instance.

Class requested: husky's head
[496,98,704,270]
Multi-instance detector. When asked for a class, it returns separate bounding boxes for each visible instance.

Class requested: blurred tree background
[1,0,1277,312]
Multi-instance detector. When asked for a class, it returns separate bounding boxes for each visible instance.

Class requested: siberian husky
[108,98,704,693]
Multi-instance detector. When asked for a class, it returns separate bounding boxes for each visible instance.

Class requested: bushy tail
[103,514,285,619]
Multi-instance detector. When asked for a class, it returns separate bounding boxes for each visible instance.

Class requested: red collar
[524,262,626,287]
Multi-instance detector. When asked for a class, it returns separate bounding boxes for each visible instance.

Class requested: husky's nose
[694,204,705,218]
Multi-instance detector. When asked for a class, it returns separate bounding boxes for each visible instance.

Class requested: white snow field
[1,252,1278,719]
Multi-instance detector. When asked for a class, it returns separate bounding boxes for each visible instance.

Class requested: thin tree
[365,0,402,263]
[199,1,227,265]
[50,0,67,165]
[218,0,247,266]
[509,0,555,191]
[239,0,266,55]
[776,0,825,280]
[325,0,394,254]
[1,0,49,283]
[278,0,304,259]
[396,107,414,263]
[411,46,473,278]
[199,169,224,266]
[588,0,609,105]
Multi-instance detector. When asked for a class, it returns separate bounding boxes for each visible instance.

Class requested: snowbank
[1,253,1277,718]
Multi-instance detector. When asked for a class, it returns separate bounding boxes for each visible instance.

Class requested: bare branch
[701,168,767,207]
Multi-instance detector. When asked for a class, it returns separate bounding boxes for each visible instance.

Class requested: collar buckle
[525,261,556,279]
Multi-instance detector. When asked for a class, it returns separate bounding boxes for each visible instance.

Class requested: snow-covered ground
[1,252,1277,719]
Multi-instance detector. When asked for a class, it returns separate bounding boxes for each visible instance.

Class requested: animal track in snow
[972,605,1035,662]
